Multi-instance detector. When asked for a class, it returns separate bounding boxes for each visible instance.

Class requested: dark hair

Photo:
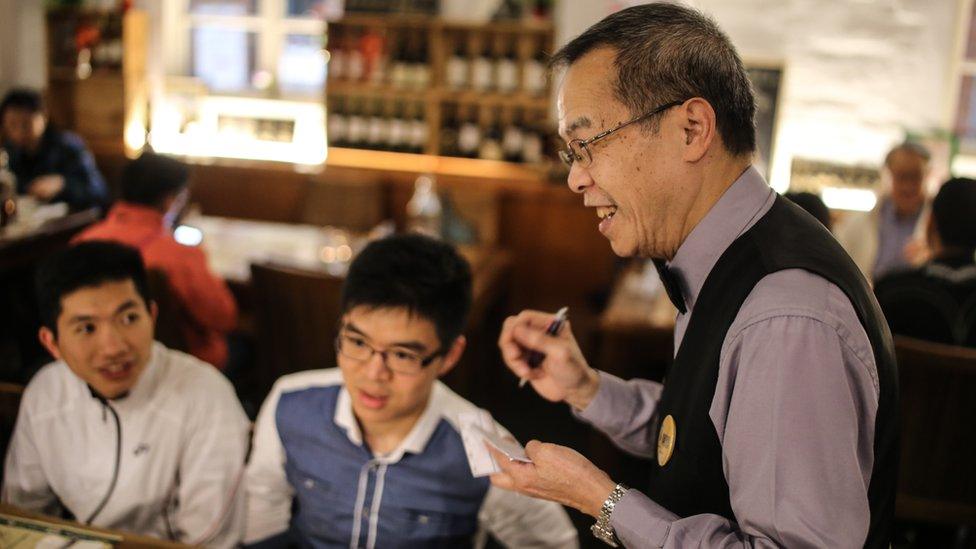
[931,178,976,252]
[36,241,152,335]
[884,141,931,167]
[341,233,472,346]
[0,88,44,122]
[120,152,190,207]
[784,191,832,231]
[550,3,756,156]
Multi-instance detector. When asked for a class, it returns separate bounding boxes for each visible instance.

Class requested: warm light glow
[150,96,327,165]
[821,187,877,212]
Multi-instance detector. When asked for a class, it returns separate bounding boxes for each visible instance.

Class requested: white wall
[555,0,962,191]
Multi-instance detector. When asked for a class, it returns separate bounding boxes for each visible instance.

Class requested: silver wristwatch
[591,483,628,547]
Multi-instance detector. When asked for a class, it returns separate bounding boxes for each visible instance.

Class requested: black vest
[646,196,898,548]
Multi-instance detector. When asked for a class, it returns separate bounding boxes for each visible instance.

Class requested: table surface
[0,504,189,548]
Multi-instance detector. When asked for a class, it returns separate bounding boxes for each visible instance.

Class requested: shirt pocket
[380,506,478,548]
[290,470,353,545]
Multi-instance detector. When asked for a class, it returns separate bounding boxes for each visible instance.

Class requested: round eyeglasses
[558,100,686,169]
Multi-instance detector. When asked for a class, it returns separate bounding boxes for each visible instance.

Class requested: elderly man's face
[1,107,46,151]
[886,149,928,217]
[557,48,689,259]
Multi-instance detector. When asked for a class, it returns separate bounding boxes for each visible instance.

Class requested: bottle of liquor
[478,107,504,161]
[457,105,482,158]
[412,37,431,90]
[494,38,519,94]
[406,174,442,238]
[470,40,493,92]
[346,30,366,82]
[523,39,548,96]
[0,148,17,228]
[387,100,409,152]
[328,28,347,81]
[521,117,544,164]
[346,96,368,148]
[445,39,468,91]
[327,96,348,148]
[390,34,411,89]
[502,108,525,163]
[408,102,428,154]
[366,98,387,150]
[439,103,460,157]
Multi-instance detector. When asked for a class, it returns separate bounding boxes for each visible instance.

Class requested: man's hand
[488,441,617,518]
[27,175,65,201]
[498,310,600,409]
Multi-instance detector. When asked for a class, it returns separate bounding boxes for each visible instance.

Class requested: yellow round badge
[657,414,676,467]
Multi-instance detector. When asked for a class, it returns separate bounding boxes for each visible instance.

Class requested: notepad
[459,410,532,478]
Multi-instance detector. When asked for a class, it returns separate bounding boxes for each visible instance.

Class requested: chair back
[145,269,189,352]
[250,262,344,402]
[894,335,976,526]
[876,282,962,346]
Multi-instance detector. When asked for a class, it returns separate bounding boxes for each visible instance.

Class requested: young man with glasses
[243,233,576,548]
[494,4,897,548]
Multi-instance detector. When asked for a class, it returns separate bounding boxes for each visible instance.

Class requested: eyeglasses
[335,332,444,376]
[557,100,686,168]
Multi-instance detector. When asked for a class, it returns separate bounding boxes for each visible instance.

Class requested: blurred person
[492,4,896,548]
[874,177,976,346]
[0,88,107,211]
[2,241,249,547]
[837,141,931,280]
[74,152,237,370]
[244,233,577,548]
[783,190,832,230]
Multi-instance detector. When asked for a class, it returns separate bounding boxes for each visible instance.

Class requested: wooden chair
[145,269,189,353]
[894,335,976,527]
[0,382,25,486]
[249,262,344,404]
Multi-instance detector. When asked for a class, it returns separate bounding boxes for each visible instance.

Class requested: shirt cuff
[611,489,676,548]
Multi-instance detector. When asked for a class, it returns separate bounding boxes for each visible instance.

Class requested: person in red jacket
[74,152,237,369]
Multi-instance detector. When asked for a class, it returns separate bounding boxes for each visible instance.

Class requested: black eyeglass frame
[334,332,445,375]
[558,99,687,168]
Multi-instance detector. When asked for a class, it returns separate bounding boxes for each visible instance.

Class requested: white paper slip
[469,424,532,463]
[459,409,500,477]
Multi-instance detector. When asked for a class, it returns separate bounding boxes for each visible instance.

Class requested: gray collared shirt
[578,167,879,548]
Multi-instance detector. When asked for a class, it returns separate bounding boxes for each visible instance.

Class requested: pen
[518,306,569,388]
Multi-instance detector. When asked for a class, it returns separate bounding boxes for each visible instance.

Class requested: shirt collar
[668,166,775,312]
[108,201,166,226]
[334,382,445,463]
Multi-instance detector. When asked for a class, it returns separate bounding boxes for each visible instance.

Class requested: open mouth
[596,206,618,221]
[358,389,389,410]
[98,361,134,382]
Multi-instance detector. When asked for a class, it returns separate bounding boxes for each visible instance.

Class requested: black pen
[518,306,569,388]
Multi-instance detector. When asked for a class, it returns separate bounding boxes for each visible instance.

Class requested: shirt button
[304,479,315,489]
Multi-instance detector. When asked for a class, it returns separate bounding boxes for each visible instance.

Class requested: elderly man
[0,88,107,211]
[493,4,897,548]
[837,141,932,281]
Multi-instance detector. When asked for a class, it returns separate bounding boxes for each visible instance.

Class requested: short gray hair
[550,2,757,156]
[884,141,931,167]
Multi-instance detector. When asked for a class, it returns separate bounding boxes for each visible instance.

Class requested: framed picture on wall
[745,61,785,181]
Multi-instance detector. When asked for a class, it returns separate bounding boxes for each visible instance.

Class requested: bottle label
[496,60,518,93]
[447,57,468,89]
[472,58,493,91]
[459,124,482,153]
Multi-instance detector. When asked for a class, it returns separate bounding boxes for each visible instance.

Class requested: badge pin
[657,414,676,467]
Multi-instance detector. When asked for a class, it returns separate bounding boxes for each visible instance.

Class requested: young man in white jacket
[2,241,250,548]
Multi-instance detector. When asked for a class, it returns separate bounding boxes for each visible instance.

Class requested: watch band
[591,483,628,547]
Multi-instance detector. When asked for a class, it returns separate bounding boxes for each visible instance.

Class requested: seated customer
[2,241,249,547]
[74,152,237,370]
[875,177,976,346]
[0,88,107,211]
[244,234,577,548]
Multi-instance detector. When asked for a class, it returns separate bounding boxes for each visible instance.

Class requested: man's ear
[437,335,467,378]
[149,300,159,323]
[679,98,717,163]
[38,326,62,361]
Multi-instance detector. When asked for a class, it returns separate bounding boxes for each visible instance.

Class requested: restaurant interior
[1,0,976,547]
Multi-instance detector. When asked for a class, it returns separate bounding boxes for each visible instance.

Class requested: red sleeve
[164,245,238,333]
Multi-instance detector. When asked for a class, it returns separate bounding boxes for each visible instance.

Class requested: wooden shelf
[326,146,549,184]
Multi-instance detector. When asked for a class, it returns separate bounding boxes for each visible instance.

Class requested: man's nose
[566,162,593,194]
[97,325,128,357]
[362,351,391,380]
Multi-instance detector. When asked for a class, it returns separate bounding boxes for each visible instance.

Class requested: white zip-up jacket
[2,342,250,548]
